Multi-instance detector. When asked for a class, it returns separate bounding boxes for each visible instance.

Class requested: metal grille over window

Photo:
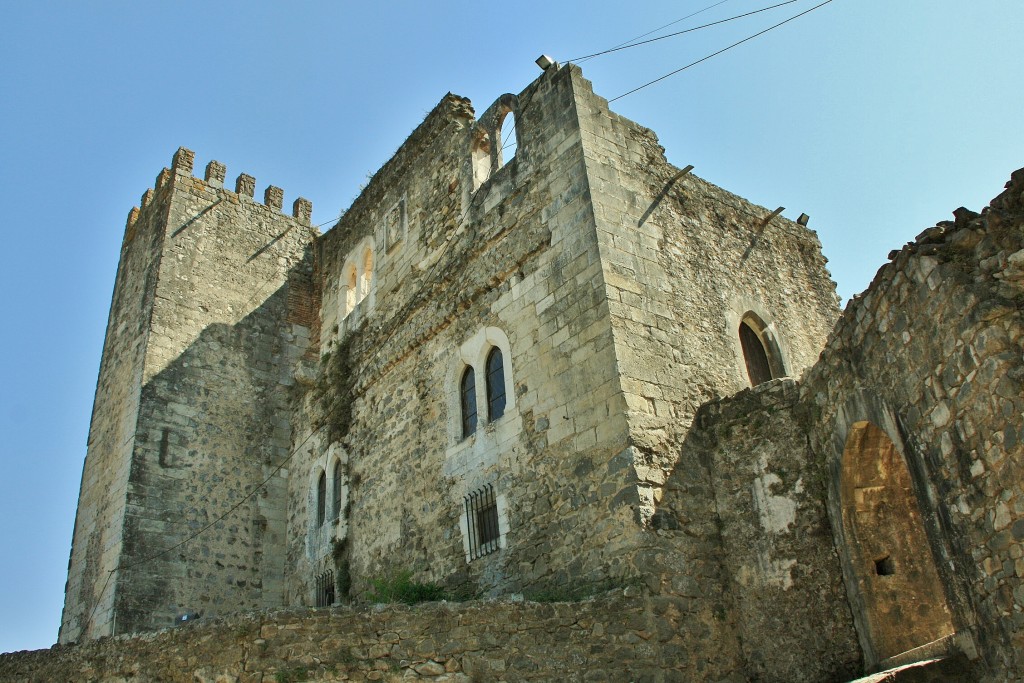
[465,484,500,560]
[315,570,335,607]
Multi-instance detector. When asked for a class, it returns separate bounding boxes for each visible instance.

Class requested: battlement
[125,147,313,231]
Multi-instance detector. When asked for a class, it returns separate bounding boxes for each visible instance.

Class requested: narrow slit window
[485,347,506,421]
[460,366,477,438]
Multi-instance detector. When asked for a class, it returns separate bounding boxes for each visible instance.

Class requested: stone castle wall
[62,152,319,641]
[800,169,1024,674]
[5,593,759,683]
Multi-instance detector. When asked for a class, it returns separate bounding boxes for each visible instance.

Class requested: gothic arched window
[739,320,773,386]
[485,347,506,421]
[316,471,327,527]
[460,366,477,439]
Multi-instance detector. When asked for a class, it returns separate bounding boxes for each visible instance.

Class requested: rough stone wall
[289,65,648,606]
[62,150,319,641]
[3,593,754,683]
[800,169,1024,676]
[572,74,840,520]
[675,379,861,681]
[61,179,173,642]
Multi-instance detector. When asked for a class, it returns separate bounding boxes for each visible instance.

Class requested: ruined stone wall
[61,178,174,643]
[800,169,1024,676]
[64,150,319,640]
[670,379,861,681]
[3,593,755,683]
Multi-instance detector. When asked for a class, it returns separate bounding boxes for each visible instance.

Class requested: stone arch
[828,392,965,670]
[726,300,788,387]
[468,93,520,192]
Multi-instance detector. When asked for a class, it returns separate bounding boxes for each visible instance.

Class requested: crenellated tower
[60,148,318,642]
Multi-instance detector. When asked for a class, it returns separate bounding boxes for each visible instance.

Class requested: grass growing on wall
[366,571,448,605]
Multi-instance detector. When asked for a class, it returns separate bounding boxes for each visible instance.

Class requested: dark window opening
[485,347,506,422]
[460,366,477,438]
[315,570,335,607]
[316,471,327,527]
[740,321,773,386]
[465,484,500,560]
[332,461,343,520]
[875,555,896,576]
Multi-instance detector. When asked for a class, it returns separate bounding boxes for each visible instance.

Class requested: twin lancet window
[460,347,507,439]
[340,243,374,319]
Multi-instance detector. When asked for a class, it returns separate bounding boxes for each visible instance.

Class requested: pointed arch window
[316,471,327,527]
[739,320,773,386]
[485,347,506,421]
[460,366,477,439]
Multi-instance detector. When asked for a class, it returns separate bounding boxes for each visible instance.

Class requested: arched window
[316,471,327,527]
[485,347,506,421]
[460,366,477,439]
[739,320,773,386]
[498,111,517,166]
[332,461,343,520]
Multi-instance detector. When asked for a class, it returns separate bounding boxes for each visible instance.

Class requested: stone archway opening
[840,421,955,665]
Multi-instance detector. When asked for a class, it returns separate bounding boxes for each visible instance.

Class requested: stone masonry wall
[801,168,1024,677]
[63,149,319,641]
[573,73,840,522]
[116,151,318,636]
[61,178,174,642]
[3,593,753,683]
[288,65,655,608]
[676,379,861,681]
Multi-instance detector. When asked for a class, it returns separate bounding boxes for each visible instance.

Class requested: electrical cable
[609,0,835,103]
[574,0,732,64]
[568,0,798,63]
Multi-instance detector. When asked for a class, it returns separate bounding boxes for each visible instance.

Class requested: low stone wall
[0,594,740,683]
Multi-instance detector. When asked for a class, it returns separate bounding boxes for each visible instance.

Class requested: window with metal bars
[464,484,501,560]
[315,570,335,607]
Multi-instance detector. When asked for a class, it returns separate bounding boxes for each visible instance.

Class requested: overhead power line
[575,0,732,64]
[609,0,836,103]
[568,0,799,63]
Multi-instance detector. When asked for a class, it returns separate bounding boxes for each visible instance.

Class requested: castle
[52,62,1023,680]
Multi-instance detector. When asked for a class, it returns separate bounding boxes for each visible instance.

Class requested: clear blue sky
[1,1,1021,654]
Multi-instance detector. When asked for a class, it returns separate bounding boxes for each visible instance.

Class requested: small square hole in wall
[874,555,895,576]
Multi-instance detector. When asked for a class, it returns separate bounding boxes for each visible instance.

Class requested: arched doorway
[840,421,955,664]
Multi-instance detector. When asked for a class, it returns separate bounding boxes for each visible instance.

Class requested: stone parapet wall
[2,595,744,683]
